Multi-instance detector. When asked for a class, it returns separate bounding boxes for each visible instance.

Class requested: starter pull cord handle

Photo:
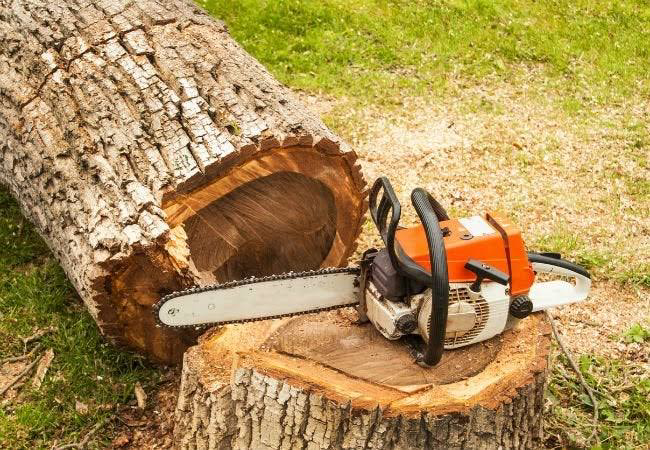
[410,188,449,367]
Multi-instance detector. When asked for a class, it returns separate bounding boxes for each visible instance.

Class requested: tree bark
[174,312,551,449]
[0,0,366,363]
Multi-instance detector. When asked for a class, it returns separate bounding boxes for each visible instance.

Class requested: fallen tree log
[175,311,551,449]
[0,0,365,363]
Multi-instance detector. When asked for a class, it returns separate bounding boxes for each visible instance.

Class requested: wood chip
[0,354,42,397]
[31,348,54,390]
[134,382,147,409]
[75,400,89,415]
[112,433,131,448]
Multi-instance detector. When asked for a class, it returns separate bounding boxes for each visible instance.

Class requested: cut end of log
[174,312,551,449]
[107,142,366,363]
[176,171,337,281]
[163,146,361,281]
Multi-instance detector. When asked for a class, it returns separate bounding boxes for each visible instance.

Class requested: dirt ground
[113,83,648,447]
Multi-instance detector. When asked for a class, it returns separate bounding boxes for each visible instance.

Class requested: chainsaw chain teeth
[152,267,361,330]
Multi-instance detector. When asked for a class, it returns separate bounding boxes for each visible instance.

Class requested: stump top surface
[265,311,502,388]
[197,309,550,416]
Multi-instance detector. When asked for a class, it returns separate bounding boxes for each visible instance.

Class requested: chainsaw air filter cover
[370,249,407,298]
[417,282,510,349]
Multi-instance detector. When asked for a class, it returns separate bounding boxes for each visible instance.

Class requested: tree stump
[175,311,551,449]
[0,0,365,363]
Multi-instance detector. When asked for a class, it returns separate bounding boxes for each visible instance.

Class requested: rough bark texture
[0,0,365,363]
[175,311,552,449]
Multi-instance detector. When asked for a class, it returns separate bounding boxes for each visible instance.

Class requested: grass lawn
[203,0,650,109]
[1,0,649,448]
[0,190,162,448]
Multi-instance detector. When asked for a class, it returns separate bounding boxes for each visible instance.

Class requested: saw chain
[153,266,361,330]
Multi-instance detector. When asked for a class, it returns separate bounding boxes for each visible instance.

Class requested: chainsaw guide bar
[153,267,361,330]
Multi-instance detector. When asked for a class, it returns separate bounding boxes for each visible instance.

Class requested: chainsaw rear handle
[369,177,402,272]
[527,252,591,311]
[410,188,450,367]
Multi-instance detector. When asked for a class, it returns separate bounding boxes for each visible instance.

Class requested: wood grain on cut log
[0,0,365,363]
[175,311,551,449]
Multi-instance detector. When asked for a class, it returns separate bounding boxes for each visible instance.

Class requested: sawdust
[556,282,649,358]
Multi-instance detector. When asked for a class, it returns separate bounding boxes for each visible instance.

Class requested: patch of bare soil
[110,371,178,449]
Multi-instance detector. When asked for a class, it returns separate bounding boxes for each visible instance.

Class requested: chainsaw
[154,177,591,366]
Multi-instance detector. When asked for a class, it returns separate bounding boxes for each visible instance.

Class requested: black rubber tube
[425,191,450,222]
[411,188,449,366]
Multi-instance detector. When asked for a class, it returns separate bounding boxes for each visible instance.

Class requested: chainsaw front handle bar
[527,253,591,312]
[411,188,450,367]
[422,191,450,222]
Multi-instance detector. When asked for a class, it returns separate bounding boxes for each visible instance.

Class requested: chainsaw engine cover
[395,213,536,297]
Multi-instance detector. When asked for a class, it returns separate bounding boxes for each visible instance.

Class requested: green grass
[0,189,160,448]
[547,323,650,448]
[617,263,650,288]
[533,230,650,287]
[622,323,650,344]
[547,352,650,449]
[203,0,650,107]
[534,230,610,271]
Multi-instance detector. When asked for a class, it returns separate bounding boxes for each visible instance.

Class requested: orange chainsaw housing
[395,212,535,296]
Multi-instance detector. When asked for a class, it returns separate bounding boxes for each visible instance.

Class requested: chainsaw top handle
[410,188,450,367]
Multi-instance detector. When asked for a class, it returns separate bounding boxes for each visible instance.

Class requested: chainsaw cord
[545,310,599,445]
